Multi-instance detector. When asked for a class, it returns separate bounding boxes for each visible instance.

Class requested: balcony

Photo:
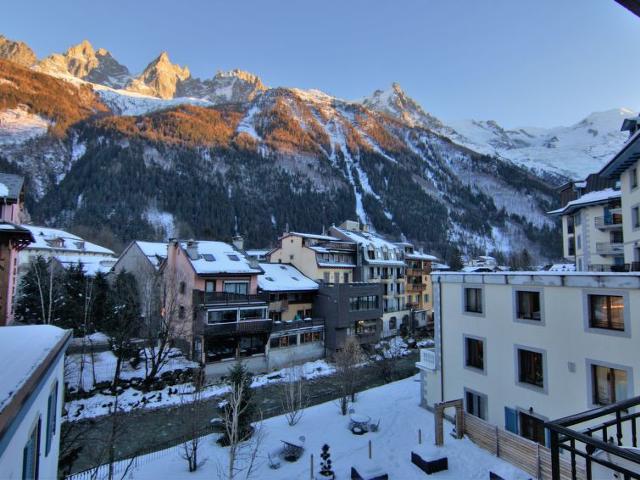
[595,215,623,230]
[407,283,424,293]
[596,242,624,256]
[547,395,640,480]
[268,299,288,313]
[416,348,436,370]
[272,317,324,333]
[204,319,272,336]
[588,263,629,273]
[196,291,268,306]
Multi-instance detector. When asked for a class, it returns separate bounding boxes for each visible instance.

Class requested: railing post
[550,429,561,480]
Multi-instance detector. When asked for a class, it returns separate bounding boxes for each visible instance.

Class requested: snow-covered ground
[84,376,528,480]
[0,106,51,144]
[64,358,335,421]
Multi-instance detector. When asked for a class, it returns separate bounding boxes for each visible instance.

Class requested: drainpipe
[437,275,445,403]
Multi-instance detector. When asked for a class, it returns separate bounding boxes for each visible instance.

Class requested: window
[300,330,323,344]
[323,272,330,283]
[202,253,215,262]
[576,235,581,249]
[631,167,638,189]
[633,206,640,229]
[355,319,377,335]
[238,335,265,357]
[179,281,186,294]
[334,272,340,283]
[227,254,240,261]
[519,412,546,445]
[464,288,483,314]
[424,294,429,304]
[592,364,628,405]
[349,295,379,311]
[271,335,297,348]
[343,272,349,283]
[518,348,544,388]
[207,309,237,324]
[574,212,581,226]
[588,295,624,331]
[388,317,397,330]
[45,382,58,456]
[223,281,248,295]
[22,419,40,480]
[239,308,266,321]
[465,390,486,420]
[205,280,215,293]
[516,291,541,321]
[179,306,185,319]
[465,337,484,371]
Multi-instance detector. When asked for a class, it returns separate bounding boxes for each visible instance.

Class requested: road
[64,352,419,474]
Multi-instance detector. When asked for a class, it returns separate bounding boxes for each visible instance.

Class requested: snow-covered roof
[0,173,24,202]
[432,263,450,271]
[135,241,168,269]
[331,227,403,266]
[288,232,341,242]
[405,251,438,261]
[462,266,496,273]
[21,225,115,255]
[245,249,270,258]
[54,255,117,276]
[257,263,318,292]
[181,241,261,275]
[547,263,577,272]
[317,262,356,268]
[0,325,70,413]
[547,188,621,216]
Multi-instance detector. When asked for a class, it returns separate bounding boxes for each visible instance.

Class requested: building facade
[397,243,436,330]
[0,325,71,480]
[330,221,409,337]
[419,271,640,446]
[0,173,33,325]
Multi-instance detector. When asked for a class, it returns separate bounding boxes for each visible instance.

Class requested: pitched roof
[0,173,24,202]
[134,241,168,270]
[547,188,621,216]
[287,232,341,241]
[54,255,117,276]
[181,241,261,275]
[21,225,115,255]
[257,263,318,292]
[599,128,640,179]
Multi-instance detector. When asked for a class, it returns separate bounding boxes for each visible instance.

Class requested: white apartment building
[418,271,640,447]
[0,325,71,479]
[549,187,624,272]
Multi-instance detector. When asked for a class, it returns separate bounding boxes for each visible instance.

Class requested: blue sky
[2,0,639,127]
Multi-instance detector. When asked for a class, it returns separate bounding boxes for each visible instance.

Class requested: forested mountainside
[0,45,561,263]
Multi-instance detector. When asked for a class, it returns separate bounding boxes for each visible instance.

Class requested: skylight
[291,276,299,281]
[202,254,215,262]
[227,254,240,261]
[266,276,275,281]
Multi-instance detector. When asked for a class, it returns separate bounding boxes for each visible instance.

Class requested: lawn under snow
[92,376,528,480]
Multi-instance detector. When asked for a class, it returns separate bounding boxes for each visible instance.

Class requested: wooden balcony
[407,283,425,293]
[268,299,289,313]
[196,291,268,306]
[204,319,272,336]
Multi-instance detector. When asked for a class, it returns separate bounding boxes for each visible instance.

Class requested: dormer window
[74,241,85,250]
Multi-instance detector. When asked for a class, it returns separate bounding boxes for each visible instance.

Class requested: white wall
[621,160,640,263]
[0,354,65,480]
[421,273,640,434]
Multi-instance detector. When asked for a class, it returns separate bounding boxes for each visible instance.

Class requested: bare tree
[141,263,190,389]
[280,361,307,426]
[334,337,365,415]
[220,363,263,480]
[180,368,206,472]
[371,338,405,383]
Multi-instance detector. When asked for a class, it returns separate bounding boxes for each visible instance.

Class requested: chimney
[186,240,199,260]
[232,235,244,251]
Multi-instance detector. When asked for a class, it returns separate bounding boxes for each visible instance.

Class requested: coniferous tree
[57,262,88,333]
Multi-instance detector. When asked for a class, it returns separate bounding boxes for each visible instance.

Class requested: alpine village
[1,2,640,480]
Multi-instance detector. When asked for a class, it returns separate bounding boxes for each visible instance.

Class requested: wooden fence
[463,412,585,480]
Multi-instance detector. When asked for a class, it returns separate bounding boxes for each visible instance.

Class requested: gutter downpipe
[437,274,444,403]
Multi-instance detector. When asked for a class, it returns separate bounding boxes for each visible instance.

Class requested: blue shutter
[45,392,52,455]
[505,407,518,434]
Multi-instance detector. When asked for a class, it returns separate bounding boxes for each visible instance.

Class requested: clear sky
[2,0,639,128]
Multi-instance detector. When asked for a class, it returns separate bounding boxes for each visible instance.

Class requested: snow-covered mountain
[0,35,36,67]
[361,84,635,180]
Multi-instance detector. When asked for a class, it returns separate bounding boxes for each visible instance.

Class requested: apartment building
[0,325,71,479]
[600,117,640,269]
[0,173,33,325]
[257,262,324,367]
[419,271,640,447]
[163,240,270,377]
[396,242,436,329]
[330,220,409,337]
[549,184,623,272]
[268,231,357,283]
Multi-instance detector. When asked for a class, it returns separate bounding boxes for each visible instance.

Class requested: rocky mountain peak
[35,39,130,88]
[126,51,190,99]
[0,34,37,67]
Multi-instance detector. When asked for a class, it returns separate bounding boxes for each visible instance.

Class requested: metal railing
[272,317,324,333]
[595,215,623,230]
[595,242,624,256]
[204,318,272,336]
[198,291,268,305]
[546,395,640,480]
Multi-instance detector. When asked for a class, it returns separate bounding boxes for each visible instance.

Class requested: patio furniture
[369,419,381,432]
[349,414,371,432]
[411,451,448,475]
[351,462,388,480]
[281,436,305,462]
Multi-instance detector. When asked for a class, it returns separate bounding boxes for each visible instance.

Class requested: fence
[463,412,585,480]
